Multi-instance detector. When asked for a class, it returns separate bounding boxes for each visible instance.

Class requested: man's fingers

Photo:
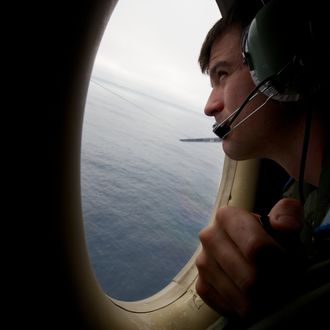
[268,198,304,233]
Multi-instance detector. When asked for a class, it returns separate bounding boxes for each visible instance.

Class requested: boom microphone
[212,106,242,139]
[212,77,275,140]
[213,121,230,140]
[213,93,274,140]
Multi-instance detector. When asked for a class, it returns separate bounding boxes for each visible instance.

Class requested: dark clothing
[248,135,330,329]
[284,151,330,264]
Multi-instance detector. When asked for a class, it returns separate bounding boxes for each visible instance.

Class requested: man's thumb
[268,198,304,233]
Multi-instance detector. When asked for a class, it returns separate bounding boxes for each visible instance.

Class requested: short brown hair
[198,1,263,74]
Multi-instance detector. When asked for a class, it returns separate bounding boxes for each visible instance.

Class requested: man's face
[204,23,282,161]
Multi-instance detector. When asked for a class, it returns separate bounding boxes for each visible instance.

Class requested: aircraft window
[81,0,222,301]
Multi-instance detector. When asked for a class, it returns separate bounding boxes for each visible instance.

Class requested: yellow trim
[229,159,260,209]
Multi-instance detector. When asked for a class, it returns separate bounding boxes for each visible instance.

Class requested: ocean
[81,77,224,301]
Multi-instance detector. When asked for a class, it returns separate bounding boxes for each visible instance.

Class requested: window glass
[82,0,223,301]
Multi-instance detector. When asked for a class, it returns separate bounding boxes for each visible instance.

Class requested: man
[195,0,329,325]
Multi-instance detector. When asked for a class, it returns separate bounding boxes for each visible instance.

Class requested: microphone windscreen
[213,123,231,139]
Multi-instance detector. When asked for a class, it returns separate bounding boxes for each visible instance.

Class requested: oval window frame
[46,0,260,328]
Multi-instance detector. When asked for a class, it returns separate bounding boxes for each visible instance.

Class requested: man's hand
[195,198,304,320]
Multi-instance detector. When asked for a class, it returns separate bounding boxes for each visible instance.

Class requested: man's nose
[204,88,224,117]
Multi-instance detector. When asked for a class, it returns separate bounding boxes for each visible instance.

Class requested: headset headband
[242,0,312,102]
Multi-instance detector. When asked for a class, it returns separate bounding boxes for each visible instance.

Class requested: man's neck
[274,113,324,187]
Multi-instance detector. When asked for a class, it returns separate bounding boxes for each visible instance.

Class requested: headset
[242,0,312,102]
[213,0,314,140]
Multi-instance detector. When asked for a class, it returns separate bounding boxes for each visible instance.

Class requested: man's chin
[222,142,247,161]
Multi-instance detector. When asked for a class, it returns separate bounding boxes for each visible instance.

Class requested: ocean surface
[81,77,224,301]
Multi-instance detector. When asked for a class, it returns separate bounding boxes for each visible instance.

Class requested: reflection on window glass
[81,0,222,301]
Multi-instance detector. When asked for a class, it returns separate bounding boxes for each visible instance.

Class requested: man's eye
[210,68,229,87]
[217,71,228,83]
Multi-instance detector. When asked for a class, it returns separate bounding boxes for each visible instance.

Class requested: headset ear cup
[243,0,312,102]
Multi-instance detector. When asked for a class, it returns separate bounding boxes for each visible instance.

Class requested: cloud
[91,0,220,113]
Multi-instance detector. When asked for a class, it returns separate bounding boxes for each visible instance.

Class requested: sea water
[81,77,224,301]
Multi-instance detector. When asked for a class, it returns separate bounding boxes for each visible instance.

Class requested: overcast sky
[91,0,221,113]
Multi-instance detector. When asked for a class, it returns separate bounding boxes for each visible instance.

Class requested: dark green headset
[242,0,313,102]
